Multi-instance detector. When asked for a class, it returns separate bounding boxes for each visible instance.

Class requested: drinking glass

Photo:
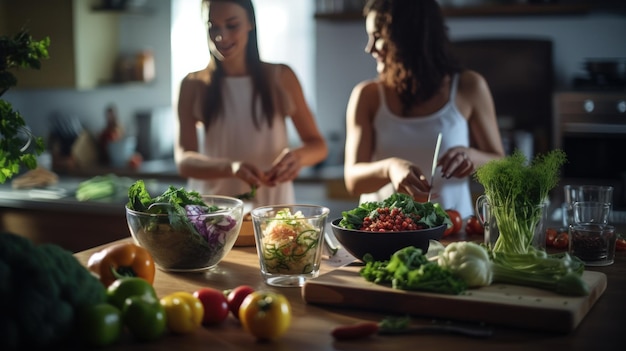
[251,204,329,287]
[572,201,611,226]
[569,224,616,266]
[562,185,613,227]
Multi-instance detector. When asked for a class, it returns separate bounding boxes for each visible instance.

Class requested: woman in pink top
[175,0,327,207]
[344,0,504,218]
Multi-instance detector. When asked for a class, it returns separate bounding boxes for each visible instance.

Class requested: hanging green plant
[0,29,50,183]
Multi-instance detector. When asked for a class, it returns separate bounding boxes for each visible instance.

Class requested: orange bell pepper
[88,242,156,287]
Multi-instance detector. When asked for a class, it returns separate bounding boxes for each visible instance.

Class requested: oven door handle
[563,123,626,134]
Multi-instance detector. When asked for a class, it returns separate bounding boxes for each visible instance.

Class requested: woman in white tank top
[344,0,505,219]
[175,0,327,208]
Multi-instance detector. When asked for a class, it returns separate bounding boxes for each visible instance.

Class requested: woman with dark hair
[344,0,504,218]
[175,0,327,207]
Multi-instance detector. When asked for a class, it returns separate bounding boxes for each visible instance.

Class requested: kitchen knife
[427,133,442,203]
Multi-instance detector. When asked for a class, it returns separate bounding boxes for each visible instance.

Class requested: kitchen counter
[0,176,186,252]
[73,237,626,351]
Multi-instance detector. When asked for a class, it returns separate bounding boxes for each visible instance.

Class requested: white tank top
[360,74,474,218]
[187,70,295,208]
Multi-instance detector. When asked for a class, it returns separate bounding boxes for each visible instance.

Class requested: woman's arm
[265,64,328,183]
[456,70,505,168]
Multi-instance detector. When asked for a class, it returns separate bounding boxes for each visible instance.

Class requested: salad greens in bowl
[332,193,450,261]
[125,180,244,272]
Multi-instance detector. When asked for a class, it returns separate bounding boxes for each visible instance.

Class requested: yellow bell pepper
[160,292,204,334]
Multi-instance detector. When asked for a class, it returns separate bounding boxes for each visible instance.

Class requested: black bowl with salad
[331,193,450,261]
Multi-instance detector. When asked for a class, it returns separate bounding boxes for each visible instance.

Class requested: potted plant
[0,29,49,183]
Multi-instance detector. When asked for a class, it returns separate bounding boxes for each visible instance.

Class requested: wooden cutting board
[302,264,607,333]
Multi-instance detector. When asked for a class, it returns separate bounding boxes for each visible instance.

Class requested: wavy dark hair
[364,0,462,115]
[201,0,275,129]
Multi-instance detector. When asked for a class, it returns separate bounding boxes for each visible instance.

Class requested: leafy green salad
[339,193,451,231]
[127,180,237,246]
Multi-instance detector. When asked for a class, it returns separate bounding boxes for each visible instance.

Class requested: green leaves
[360,246,466,295]
[1,29,49,183]
[0,29,50,94]
[339,193,451,230]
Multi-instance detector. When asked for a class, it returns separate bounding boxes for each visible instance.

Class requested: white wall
[4,0,172,141]
[314,12,626,165]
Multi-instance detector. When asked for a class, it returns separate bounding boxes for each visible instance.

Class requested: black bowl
[330,218,446,262]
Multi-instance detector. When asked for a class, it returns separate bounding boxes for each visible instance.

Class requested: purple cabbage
[185,205,237,249]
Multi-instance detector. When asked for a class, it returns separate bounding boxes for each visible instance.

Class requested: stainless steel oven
[553,91,626,211]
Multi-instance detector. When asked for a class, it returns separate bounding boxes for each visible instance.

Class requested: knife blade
[427,132,442,203]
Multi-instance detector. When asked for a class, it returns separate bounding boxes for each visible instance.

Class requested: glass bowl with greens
[125,180,244,272]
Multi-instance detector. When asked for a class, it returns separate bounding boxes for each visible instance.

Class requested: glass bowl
[126,195,244,272]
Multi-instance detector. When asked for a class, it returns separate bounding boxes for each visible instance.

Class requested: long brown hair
[201,0,275,129]
[364,0,461,115]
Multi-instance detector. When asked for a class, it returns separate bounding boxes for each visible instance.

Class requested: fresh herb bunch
[475,149,567,254]
[1,29,50,183]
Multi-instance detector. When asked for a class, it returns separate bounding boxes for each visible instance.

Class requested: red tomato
[552,232,569,249]
[226,285,255,320]
[465,215,484,236]
[444,209,463,237]
[546,228,558,247]
[615,234,626,251]
[193,287,229,325]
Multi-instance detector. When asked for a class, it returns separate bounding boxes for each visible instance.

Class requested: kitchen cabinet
[0,0,138,90]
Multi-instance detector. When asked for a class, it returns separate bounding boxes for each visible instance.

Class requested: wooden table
[74,237,625,351]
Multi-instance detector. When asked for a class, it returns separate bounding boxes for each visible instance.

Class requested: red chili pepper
[331,322,379,340]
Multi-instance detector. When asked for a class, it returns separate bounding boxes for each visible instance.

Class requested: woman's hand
[388,158,430,201]
[438,147,474,179]
[232,161,268,188]
[265,148,302,185]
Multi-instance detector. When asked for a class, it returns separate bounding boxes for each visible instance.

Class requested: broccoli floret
[0,232,106,350]
[360,246,466,295]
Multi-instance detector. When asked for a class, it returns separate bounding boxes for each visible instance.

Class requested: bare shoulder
[351,79,379,99]
[457,70,490,97]
[268,62,298,83]
[182,67,210,86]
[348,79,380,119]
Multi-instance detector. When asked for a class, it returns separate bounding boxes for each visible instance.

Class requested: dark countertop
[0,175,186,215]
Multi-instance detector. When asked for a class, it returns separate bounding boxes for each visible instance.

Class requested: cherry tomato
[443,209,462,237]
[226,285,255,319]
[239,291,291,340]
[546,228,558,247]
[123,295,167,341]
[76,303,123,347]
[465,215,484,236]
[160,292,204,334]
[193,287,229,325]
[553,232,569,249]
[617,234,626,252]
